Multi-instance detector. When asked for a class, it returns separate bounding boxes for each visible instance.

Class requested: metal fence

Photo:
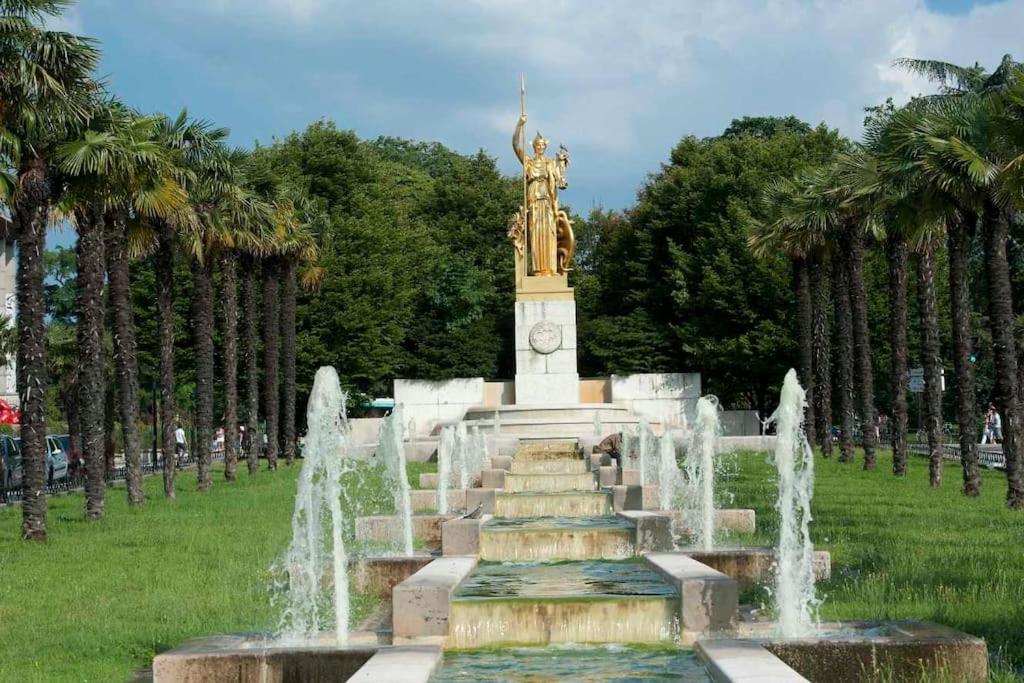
[0,447,233,506]
[905,442,1006,470]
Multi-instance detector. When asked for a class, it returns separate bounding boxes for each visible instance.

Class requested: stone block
[761,620,988,683]
[618,510,673,552]
[515,348,547,374]
[668,509,757,536]
[348,646,443,683]
[611,484,643,512]
[392,557,479,638]
[441,515,488,556]
[545,348,577,374]
[598,465,619,487]
[696,639,809,683]
[152,635,378,683]
[355,515,454,548]
[465,488,496,514]
[352,556,435,598]
[490,455,513,470]
[419,472,438,489]
[621,469,641,486]
[644,553,738,644]
[481,468,505,489]
[610,373,699,400]
[409,489,467,513]
[515,372,580,406]
[683,548,830,589]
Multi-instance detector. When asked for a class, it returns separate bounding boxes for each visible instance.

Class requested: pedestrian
[981,405,996,445]
[174,422,188,464]
[991,405,1003,444]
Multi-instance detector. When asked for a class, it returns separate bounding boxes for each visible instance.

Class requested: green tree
[584,119,847,415]
[1,0,100,539]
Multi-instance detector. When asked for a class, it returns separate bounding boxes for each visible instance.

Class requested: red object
[0,399,20,425]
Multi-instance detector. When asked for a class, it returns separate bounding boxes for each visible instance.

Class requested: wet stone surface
[432,644,709,682]
[453,560,678,601]
[483,516,634,532]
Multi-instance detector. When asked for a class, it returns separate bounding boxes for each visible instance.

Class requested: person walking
[174,422,188,465]
[981,405,996,445]
[991,405,1003,444]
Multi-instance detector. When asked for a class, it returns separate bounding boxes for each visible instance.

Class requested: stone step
[504,472,596,493]
[514,442,580,461]
[479,517,636,561]
[495,491,612,518]
[510,458,589,475]
[447,560,680,648]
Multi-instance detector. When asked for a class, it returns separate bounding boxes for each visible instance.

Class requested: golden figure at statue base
[509,84,575,281]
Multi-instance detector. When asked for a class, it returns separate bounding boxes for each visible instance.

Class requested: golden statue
[510,81,574,277]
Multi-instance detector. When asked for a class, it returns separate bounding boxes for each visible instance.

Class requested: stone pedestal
[514,275,579,406]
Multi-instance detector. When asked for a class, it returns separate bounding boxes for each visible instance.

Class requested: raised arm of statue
[513,114,527,164]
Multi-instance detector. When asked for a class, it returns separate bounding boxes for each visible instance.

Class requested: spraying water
[437,426,455,515]
[638,419,650,485]
[593,410,602,437]
[472,425,488,475]
[621,429,633,472]
[684,396,720,551]
[276,366,350,645]
[657,431,681,511]
[379,405,414,556]
[493,410,501,435]
[456,422,471,490]
[768,369,818,637]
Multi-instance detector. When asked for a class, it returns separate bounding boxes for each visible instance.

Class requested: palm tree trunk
[809,252,832,456]
[832,254,855,463]
[917,242,943,488]
[947,215,981,496]
[848,231,877,469]
[193,257,215,492]
[280,259,298,466]
[888,234,910,476]
[106,211,143,505]
[156,219,177,498]
[262,259,280,470]
[75,207,107,519]
[13,157,51,540]
[794,259,816,439]
[981,203,1023,508]
[221,252,239,482]
[241,257,260,475]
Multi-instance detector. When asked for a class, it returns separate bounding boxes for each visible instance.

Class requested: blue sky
[49,0,1022,246]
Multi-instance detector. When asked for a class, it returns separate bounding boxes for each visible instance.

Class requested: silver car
[11,436,69,487]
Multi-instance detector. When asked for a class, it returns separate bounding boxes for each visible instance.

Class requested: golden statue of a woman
[511,112,575,276]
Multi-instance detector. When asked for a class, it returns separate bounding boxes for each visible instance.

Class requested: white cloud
[87,0,1024,207]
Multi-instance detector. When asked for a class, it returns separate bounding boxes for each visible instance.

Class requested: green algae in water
[483,516,634,532]
[432,644,709,682]
[453,560,677,601]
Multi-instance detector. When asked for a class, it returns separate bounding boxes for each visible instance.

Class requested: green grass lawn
[726,450,1024,676]
[0,459,419,682]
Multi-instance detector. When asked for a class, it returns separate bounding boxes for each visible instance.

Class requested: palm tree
[262,257,280,469]
[886,229,911,476]
[275,204,323,465]
[752,173,834,453]
[148,111,228,498]
[57,105,186,514]
[832,254,855,463]
[792,258,816,438]
[891,56,1024,501]
[240,252,261,475]
[1,0,100,539]
[180,147,272,491]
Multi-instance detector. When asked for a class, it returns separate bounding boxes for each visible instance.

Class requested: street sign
[909,377,926,393]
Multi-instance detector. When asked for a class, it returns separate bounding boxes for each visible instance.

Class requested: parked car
[1,434,21,493]
[12,436,69,487]
[52,434,83,479]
